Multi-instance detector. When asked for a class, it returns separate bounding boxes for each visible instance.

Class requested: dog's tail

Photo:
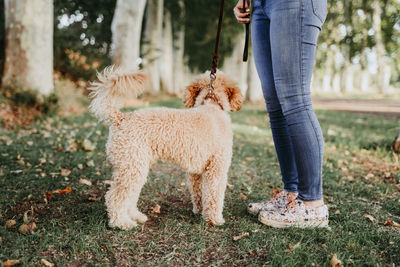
[88,66,146,124]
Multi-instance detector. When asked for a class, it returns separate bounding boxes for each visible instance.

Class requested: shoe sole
[258,216,329,229]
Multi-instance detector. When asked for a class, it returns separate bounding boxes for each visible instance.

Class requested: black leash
[242,0,250,62]
[210,0,226,79]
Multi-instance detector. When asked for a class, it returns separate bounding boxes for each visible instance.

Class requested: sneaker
[258,199,329,228]
[247,190,298,215]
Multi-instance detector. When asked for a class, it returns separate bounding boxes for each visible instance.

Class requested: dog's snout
[248,204,253,208]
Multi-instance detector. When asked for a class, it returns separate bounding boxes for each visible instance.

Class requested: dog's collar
[204,90,224,110]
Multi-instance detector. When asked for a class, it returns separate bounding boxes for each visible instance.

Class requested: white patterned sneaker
[247,190,298,215]
[258,199,329,228]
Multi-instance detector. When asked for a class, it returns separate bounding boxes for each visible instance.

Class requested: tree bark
[372,0,391,94]
[172,0,186,96]
[246,53,263,102]
[143,0,164,94]
[222,34,249,97]
[111,0,147,72]
[2,0,53,95]
[160,10,174,94]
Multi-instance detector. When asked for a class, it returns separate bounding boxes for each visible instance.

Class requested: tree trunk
[2,0,53,95]
[160,10,174,94]
[172,0,186,95]
[222,34,248,97]
[143,0,164,94]
[247,53,263,102]
[372,0,390,94]
[322,46,335,93]
[341,62,354,93]
[111,0,146,72]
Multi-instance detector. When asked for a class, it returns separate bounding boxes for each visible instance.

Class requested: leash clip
[209,73,216,93]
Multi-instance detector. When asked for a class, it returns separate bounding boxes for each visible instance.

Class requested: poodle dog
[89,67,243,230]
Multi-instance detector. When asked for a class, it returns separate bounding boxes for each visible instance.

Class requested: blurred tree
[54,0,116,80]
[111,0,146,72]
[142,0,164,93]
[2,0,53,95]
[0,0,5,87]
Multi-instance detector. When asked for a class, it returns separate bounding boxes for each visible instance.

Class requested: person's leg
[267,0,327,203]
[251,0,299,193]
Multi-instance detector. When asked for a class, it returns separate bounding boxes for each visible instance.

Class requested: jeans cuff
[297,194,323,202]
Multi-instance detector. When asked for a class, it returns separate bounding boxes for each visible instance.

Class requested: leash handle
[242,0,250,62]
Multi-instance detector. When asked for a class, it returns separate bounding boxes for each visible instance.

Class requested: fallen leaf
[384,220,400,228]
[40,259,54,267]
[289,242,300,250]
[60,169,71,177]
[82,139,96,151]
[6,220,16,228]
[18,224,30,235]
[77,163,84,170]
[248,250,255,256]
[87,160,95,167]
[53,187,72,194]
[245,157,255,161]
[151,204,161,214]
[23,211,29,223]
[27,141,33,146]
[330,253,342,267]
[2,260,21,267]
[79,178,92,186]
[239,193,247,200]
[394,184,400,192]
[363,214,375,222]
[39,158,46,164]
[233,232,249,241]
[227,183,234,189]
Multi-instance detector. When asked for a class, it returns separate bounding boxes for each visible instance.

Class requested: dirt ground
[313,97,400,118]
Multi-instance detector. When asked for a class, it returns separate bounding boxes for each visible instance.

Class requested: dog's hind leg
[187,173,203,214]
[201,156,229,226]
[105,160,149,230]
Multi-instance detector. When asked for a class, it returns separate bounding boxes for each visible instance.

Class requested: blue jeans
[251,0,327,201]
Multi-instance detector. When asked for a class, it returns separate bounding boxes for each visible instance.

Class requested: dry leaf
[245,157,255,161]
[87,160,95,167]
[394,184,400,192]
[363,214,375,222]
[329,253,342,267]
[248,250,255,256]
[384,220,400,228]
[227,183,234,189]
[289,242,300,250]
[6,220,16,228]
[77,163,84,170]
[239,193,247,200]
[233,232,249,241]
[2,260,21,267]
[39,158,46,164]
[60,169,71,177]
[79,178,92,186]
[82,139,96,151]
[40,259,54,267]
[18,224,30,235]
[53,187,72,194]
[23,211,29,223]
[151,204,161,214]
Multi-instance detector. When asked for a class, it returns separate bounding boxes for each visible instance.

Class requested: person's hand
[233,0,250,24]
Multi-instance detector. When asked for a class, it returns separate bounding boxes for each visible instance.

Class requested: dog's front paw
[129,210,148,224]
[109,217,138,230]
[206,217,225,226]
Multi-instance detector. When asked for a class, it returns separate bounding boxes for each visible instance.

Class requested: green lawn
[1,99,399,266]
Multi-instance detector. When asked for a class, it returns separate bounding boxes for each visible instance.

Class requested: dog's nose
[248,204,253,208]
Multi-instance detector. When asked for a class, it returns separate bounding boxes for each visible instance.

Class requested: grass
[0,98,399,266]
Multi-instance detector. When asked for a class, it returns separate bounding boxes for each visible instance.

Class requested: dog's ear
[225,80,243,112]
[183,80,202,108]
